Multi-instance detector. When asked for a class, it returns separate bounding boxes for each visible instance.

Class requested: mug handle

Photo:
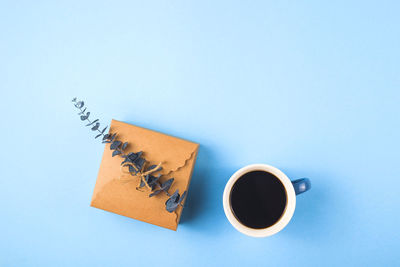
[292,178,311,195]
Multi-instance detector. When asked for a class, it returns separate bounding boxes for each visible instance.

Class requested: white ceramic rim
[223,164,296,237]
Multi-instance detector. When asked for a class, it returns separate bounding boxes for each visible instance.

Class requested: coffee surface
[230,171,287,229]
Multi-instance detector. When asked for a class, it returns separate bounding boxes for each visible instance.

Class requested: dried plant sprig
[72,98,187,213]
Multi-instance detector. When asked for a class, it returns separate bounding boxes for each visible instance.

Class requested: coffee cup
[223,164,311,237]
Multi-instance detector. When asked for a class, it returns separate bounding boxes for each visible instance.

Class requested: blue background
[1,1,399,266]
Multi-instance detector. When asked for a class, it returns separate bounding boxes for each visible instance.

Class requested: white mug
[222,164,311,237]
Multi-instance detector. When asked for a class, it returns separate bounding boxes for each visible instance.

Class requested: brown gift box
[91,119,199,230]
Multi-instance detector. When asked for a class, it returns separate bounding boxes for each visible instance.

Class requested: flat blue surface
[1,1,399,266]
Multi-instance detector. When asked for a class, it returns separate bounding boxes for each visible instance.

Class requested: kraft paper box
[91,119,199,230]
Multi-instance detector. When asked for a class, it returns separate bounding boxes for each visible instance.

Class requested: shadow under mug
[223,164,311,237]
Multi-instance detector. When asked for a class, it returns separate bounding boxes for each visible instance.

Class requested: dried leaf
[162,179,174,192]
[179,191,187,204]
[110,141,121,150]
[76,101,84,108]
[165,189,181,212]
[133,157,145,171]
[86,119,98,126]
[91,122,100,131]
[149,190,162,197]
[112,150,122,157]
[101,126,108,134]
[121,142,128,150]
[102,133,110,140]
[127,164,138,174]
[95,133,102,139]
[80,115,88,121]
[150,184,158,191]
[146,174,160,187]
[161,178,174,192]
[169,189,180,202]
[123,152,140,165]
[165,195,179,212]
[127,151,142,162]
[165,202,179,212]
[110,133,117,142]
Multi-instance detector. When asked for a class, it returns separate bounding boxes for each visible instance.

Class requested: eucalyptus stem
[72,98,187,212]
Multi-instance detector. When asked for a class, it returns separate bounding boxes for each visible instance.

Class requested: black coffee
[229,171,287,229]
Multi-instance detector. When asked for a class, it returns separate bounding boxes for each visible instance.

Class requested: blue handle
[292,178,311,195]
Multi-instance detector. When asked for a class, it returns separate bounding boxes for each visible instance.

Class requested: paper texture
[91,119,199,230]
